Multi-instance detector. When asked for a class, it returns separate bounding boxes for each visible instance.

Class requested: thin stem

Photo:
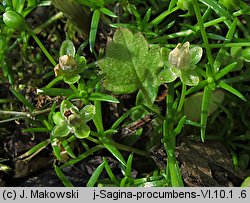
[33,12,64,34]
[69,84,79,94]
[45,76,63,88]
[112,142,150,157]
[28,29,57,66]
[92,83,104,134]
[177,83,186,113]
[163,83,183,186]
[192,0,214,73]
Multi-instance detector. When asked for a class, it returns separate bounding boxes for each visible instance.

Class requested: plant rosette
[159,42,203,86]
[52,100,95,139]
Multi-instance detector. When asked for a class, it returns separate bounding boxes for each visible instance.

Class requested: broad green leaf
[86,161,105,187]
[54,165,74,187]
[142,46,165,103]
[98,28,163,94]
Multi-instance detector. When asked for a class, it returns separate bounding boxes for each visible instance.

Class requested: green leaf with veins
[98,28,163,97]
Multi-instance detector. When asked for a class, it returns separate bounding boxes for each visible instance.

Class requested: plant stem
[112,142,150,157]
[163,83,183,186]
[177,83,186,113]
[69,84,79,94]
[192,0,214,74]
[28,28,57,66]
[33,12,64,34]
[45,76,63,88]
[92,83,104,134]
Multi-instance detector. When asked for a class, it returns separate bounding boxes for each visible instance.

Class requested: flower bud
[169,42,191,70]
[3,10,28,31]
[54,55,77,76]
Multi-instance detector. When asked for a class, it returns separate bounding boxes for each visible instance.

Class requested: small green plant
[52,100,95,139]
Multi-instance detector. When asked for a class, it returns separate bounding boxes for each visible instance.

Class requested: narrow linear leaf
[22,128,50,133]
[110,105,142,130]
[129,4,142,27]
[149,7,178,26]
[186,80,208,96]
[86,161,105,187]
[120,177,128,187]
[125,153,134,178]
[219,81,247,102]
[18,139,50,159]
[142,8,152,26]
[100,7,117,18]
[61,139,76,158]
[89,9,100,52]
[48,101,57,127]
[37,87,74,97]
[51,137,62,161]
[60,145,104,168]
[200,86,212,142]
[101,137,127,167]
[10,88,34,112]
[54,165,74,187]
[215,62,237,80]
[173,116,186,137]
[103,157,119,186]
[89,92,120,103]
[199,0,231,18]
